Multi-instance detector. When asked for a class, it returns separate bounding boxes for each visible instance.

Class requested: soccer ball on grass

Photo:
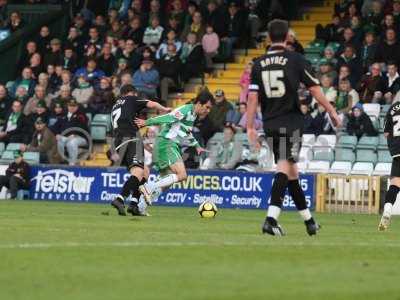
[198,201,218,218]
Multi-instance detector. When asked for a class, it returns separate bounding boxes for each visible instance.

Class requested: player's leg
[287,163,320,236]
[127,165,150,216]
[379,158,400,230]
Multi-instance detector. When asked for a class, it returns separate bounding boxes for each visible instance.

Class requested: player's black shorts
[391,157,400,177]
[113,133,144,170]
[263,113,303,163]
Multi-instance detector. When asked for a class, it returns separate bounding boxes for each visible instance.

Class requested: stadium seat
[314,134,336,148]
[23,152,40,164]
[363,103,380,119]
[356,149,377,164]
[335,148,356,163]
[297,161,308,173]
[330,161,352,175]
[0,150,15,164]
[302,134,316,147]
[299,146,313,162]
[378,150,391,163]
[336,135,357,150]
[380,104,390,116]
[313,148,334,163]
[307,160,330,173]
[90,125,107,142]
[357,136,378,150]
[373,163,392,175]
[377,134,388,150]
[86,113,92,126]
[91,114,111,132]
[0,142,4,155]
[351,162,374,175]
[6,143,22,151]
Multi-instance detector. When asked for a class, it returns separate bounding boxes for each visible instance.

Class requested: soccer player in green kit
[134,92,214,204]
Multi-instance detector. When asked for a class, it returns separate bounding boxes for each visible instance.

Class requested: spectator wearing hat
[0,84,12,128]
[0,100,29,144]
[74,58,105,87]
[21,117,61,164]
[347,103,378,139]
[0,151,30,199]
[180,32,204,83]
[143,15,164,47]
[133,58,159,98]
[43,38,63,69]
[53,99,89,165]
[72,75,94,108]
[158,43,182,103]
[97,43,117,77]
[208,89,234,132]
[24,85,51,116]
[9,67,36,99]
[375,28,400,66]
[88,77,114,114]
[114,58,131,78]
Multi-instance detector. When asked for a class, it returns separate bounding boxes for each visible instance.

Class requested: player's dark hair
[194,90,215,105]
[120,84,137,96]
[268,19,289,43]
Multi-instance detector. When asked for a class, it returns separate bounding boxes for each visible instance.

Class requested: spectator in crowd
[21,117,61,164]
[0,0,8,29]
[52,84,73,109]
[394,0,400,24]
[123,16,144,43]
[85,27,103,52]
[74,58,105,87]
[316,59,337,81]
[322,46,338,66]
[44,38,63,69]
[203,0,225,37]
[337,27,361,55]
[374,28,400,66]
[208,89,233,132]
[301,103,315,134]
[148,0,164,26]
[336,78,354,116]
[202,24,219,71]
[133,59,160,98]
[24,85,51,115]
[365,0,384,32]
[36,26,51,55]
[65,26,84,56]
[18,41,38,73]
[156,29,182,59]
[6,11,24,32]
[53,99,89,165]
[165,15,182,36]
[0,100,29,144]
[0,85,11,127]
[312,104,336,136]
[115,38,141,71]
[316,14,343,43]
[181,10,205,42]
[337,45,362,84]
[97,43,116,77]
[28,53,44,79]
[27,100,49,128]
[114,58,131,78]
[378,61,400,104]
[357,62,382,103]
[221,2,246,60]
[158,43,182,103]
[167,0,186,29]
[88,77,114,113]
[48,101,64,128]
[287,30,304,54]
[246,0,261,48]
[239,61,252,103]
[143,16,164,47]
[238,103,263,131]
[10,67,36,98]
[0,151,30,199]
[180,32,204,82]
[316,74,337,105]
[360,31,378,72]
[336,64,357,88]
[62,46,78,73]
[72,75,94,108]
[47,64,61,91]
[347,103,378,139]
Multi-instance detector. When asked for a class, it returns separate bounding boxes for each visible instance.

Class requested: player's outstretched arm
[246,91,259,146]
[146,101,172,113]
[309,85,342,128]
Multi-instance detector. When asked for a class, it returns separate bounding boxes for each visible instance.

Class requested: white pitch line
[0,241,400,249]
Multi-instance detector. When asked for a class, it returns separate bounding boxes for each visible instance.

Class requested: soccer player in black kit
[247,19,342,236]
[379,100,400,230]
[110,84,170,216]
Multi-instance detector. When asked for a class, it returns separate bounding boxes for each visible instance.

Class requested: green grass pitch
[0,200,400,300]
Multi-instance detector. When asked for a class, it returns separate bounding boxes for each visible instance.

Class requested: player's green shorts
[152,137,182,171]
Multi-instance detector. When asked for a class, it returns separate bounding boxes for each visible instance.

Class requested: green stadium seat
[337,135,357,150]
[0,150,15,164]
[357,136,378,150]
[356,149,377,164]
[0,142,4,155]
[6,143,22,151]
[91,114,111,132]
[23,152,40,164]
[86,113,93,126]
[335,148,356,163]
[90,125,107,142]
[378,150,392,163]
[313,148,334,163]
[380,104,390,116]
[377,134,388,150]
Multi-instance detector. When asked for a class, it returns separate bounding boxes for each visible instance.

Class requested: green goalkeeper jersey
[144,104,200,147]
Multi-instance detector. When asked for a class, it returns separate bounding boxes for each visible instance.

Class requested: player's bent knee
[131,167,144,181]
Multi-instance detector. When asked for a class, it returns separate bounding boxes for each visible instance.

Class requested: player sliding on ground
[134,91,214,204]
[379,100,400,231]
[247,19,342,236]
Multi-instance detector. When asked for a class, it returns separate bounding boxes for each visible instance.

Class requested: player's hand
[134,118,146,128]
[329,111,342,128]
[196,147,207,155]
